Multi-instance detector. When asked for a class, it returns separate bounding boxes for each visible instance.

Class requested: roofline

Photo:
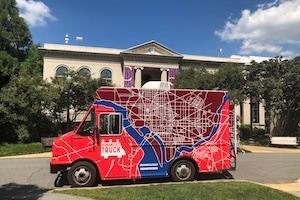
[40,42,245,64]
[182,54,243,64]
[41,43,124,55]
[122,40,183,56]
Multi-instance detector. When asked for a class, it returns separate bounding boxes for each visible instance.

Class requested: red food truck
[50,86,237,187]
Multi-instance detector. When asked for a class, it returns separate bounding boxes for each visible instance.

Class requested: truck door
[98,112,128,179]
[73,109,97,156]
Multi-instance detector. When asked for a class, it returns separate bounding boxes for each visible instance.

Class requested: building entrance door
[142,68,161,86]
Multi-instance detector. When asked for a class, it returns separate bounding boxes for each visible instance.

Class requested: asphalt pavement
[0,153,299,199]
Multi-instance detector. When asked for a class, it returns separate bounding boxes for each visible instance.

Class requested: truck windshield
[78,111,95,135]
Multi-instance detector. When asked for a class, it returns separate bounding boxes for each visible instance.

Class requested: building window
[100,68,112,85]
[55,65,68,77]
[99,113,122,135]
[78,67,91,77]
[251,98,260,123]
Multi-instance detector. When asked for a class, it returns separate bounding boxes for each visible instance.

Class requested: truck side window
[99,113,122,135]
[109,114,122,134]
[78,111,95,135]
[99,114,109,134]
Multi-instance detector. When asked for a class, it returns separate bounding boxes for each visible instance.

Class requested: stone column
[134,67,143,88]
[160,68,168,82]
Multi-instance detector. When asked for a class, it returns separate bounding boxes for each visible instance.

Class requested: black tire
[170,159,196,181]
[67,161,97,187]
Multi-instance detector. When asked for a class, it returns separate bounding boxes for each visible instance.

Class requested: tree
[0,0,33,89]
[175,67,215,89]
[48,71,103,133]
[0,43,52,143]
[244,57,300,136]
[0,72,55,143]
[280,57,300,135]
[214,63,246,104]
[0,0,32,60]
[20,45,43,75]
[244,58,285,135]
[0,51,18,89]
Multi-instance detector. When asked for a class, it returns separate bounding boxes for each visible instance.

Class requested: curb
[0,152,51,160]
[53,179,300,198]
[241,145,300,154]
[54,179,240,191]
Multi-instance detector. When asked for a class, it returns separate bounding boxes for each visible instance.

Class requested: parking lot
[0,151,299,199]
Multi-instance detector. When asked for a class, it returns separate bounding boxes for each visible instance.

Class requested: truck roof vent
[142,81,173,90]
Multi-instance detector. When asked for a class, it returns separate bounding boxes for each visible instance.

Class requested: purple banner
[168,68,178,85]
[124,66,135,87]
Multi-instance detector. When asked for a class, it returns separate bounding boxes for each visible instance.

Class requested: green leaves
[214,63,246,104]
[175,64,245,104]
[244,57,300,136]
[48,71,103,132]
[175,67,215,90]
[0,0,32,60]
[0,51,18,88]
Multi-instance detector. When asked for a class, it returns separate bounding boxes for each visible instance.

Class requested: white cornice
[41,43,244,64]
[182,54,242,63]
[42,43,124,55]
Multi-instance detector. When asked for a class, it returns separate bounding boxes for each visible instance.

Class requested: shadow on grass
[0,183,50,200]
[55,170,234,188]
[100,170,234,187]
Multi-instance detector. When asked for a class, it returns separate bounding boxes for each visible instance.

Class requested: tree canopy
[175,64,246,104]
[175,67,215,90]
[0,0,32,60]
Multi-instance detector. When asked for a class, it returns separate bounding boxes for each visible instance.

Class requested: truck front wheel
[67,161,97,187]
[171,159,196,181]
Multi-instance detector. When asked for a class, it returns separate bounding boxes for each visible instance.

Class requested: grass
[58,181,299,200]
[0,142,48,157]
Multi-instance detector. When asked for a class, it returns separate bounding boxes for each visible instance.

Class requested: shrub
[239,125,269,145]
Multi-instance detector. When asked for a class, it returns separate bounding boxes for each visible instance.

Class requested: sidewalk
[241,145,300,153]
[1,144,299,159]
[264,179,300,197]
[0,152,51,160]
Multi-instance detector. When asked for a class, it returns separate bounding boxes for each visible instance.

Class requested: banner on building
[168,68,178,85]
[124,66,135,88]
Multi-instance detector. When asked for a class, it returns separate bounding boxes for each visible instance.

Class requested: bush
[239,125,269,145]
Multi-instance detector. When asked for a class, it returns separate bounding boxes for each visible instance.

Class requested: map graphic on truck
[50,86,237,187]
[101,139,126,159]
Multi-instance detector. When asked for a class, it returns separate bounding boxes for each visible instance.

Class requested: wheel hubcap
[176,164,191,180]
[73,167,91,185]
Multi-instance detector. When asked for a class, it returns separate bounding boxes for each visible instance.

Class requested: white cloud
[215,0,300,57]
[16,0,56,27]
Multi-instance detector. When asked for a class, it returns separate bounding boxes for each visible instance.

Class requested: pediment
[121,40,182,57]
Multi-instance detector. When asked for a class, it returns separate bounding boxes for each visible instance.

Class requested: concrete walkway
[264,179,300,197]
[0,152,51,160]
[241,145,300,153]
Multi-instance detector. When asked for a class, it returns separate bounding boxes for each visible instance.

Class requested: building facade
[41,40,265,128]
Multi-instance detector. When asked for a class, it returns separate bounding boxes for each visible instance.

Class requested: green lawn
[58,181,299,200]
[0,142,48,157]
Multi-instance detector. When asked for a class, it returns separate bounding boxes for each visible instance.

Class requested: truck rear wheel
[171,159,196,181]
[67,161,97,187]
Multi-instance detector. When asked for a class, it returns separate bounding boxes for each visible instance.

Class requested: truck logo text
[101,139,126,159]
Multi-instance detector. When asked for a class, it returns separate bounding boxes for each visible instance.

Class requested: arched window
[78,67,91,77]
[100,68,112,85]
[55,65,68,77]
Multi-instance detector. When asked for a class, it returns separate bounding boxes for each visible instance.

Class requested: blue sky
[17,0,300,57]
